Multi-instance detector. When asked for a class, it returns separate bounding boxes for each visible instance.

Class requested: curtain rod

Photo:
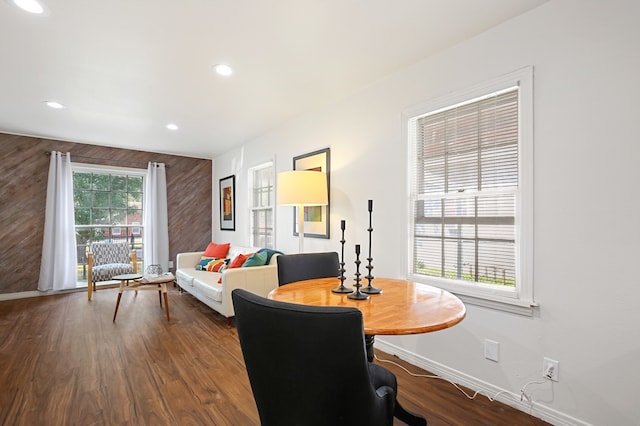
[44,151,169,168]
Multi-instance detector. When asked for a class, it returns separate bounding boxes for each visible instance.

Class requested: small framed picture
[293,148,330,239]
[219,175,236,231]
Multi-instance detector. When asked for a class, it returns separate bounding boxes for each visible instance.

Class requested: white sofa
[175,245,280,320]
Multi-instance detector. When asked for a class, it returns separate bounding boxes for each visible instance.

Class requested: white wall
[213,1,640,424]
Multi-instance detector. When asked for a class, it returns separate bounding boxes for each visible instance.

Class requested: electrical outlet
[543,357,559,381]
[484,339,499,362]
[168,260,174,268]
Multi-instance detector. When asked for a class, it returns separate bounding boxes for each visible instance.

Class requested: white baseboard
[374,339,592,426]
[0,287,88,302]
[0,290,47,301]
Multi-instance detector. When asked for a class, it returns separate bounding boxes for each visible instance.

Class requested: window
[407,68,533,314]
[249,162,275,248]
[72,164,145,283]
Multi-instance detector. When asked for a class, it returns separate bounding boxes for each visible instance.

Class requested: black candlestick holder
[361,200,381,295]
[348,245,368,300]
[332,221,353,294]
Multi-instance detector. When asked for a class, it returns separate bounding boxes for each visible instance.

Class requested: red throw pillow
[203,242,230,258]
[228,253,251,269]
[217,253,251,283]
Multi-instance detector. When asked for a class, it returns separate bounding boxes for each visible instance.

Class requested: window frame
[248,161,275,249]
[405,67,534,315]
[71,162,147,283]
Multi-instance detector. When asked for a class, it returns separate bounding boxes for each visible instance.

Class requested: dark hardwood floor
[0,287,550,425]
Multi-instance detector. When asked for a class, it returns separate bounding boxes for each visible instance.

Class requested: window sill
[408,274,537,316]
[455,293,536,316]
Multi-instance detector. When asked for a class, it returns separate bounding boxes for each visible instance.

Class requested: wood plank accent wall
[0,132,212,294]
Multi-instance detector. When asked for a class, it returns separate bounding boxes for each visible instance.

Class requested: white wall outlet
[484,339,499,362]
[543,357,559,381]
[168,260,174,268]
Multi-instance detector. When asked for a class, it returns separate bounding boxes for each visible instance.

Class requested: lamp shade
[277,171,328,206]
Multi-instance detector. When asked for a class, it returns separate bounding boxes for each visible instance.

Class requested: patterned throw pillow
[196,257,216,271]
[196,256,228,272]
[206,258,226,272]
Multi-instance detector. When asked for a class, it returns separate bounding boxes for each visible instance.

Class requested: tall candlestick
[332,219,352,294]
[348,243,368,300]
[362,199,381,294]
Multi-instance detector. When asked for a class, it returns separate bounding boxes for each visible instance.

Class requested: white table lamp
[277,170,328,253]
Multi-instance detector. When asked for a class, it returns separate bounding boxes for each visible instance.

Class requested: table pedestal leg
[394,403,427,426]
[365,334,428,426]
[365,334,375,362]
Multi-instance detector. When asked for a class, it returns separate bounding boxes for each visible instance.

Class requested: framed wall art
[293,147,330,239]
[219,175,236,231]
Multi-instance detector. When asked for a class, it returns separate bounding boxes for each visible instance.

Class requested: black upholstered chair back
[276,251,340,286]
[232,289,396,426]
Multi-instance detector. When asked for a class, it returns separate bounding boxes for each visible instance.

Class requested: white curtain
[143,162,169,272]
[38,151,78,291]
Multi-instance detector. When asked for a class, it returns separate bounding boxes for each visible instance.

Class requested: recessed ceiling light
[213,64,233,76]
[11,0,46,14]
[166,123,179,131]
[44,101,65,109]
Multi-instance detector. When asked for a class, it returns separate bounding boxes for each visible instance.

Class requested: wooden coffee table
[112,273,173,322]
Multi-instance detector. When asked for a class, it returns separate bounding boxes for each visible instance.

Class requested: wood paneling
[0,289,550,425]
[0,132,212,294]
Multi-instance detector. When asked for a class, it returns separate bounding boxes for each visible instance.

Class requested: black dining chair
[276,251,340,286]
[231,288,397,426]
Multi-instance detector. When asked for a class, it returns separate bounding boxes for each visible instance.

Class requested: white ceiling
[0,0,548,159]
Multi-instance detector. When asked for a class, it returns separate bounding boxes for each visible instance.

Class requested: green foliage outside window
[415,264,515,287]
[73,173,143,240]
[73,170,145,282]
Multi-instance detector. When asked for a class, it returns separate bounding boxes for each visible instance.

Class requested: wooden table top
[112,273,143,281]
[268,277,466,336]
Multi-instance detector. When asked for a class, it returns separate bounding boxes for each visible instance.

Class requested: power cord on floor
[374,353,549,404]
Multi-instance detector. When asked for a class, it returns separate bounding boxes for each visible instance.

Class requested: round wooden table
[267,277,466,336]
[268,277,466,426]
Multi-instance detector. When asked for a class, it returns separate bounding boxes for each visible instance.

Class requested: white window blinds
[250,162,274,248]
[412,88,519,287]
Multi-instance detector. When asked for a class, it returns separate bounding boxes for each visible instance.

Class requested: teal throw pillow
[242,251,268,267]
[257,248,284,264]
